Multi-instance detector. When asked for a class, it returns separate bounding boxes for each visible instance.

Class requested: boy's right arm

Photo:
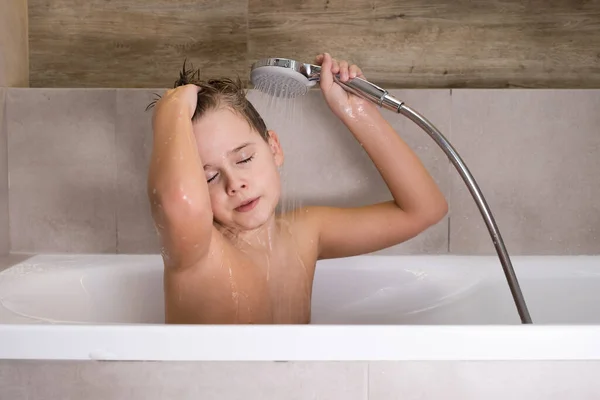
[147,85,214,270]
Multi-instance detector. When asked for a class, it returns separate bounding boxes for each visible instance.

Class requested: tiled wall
[1,360,600,399]
[7,89,118,253]
[3,88,600,255]
[449,90,600,254]
[0,89,8,255]
[28,0,600,88]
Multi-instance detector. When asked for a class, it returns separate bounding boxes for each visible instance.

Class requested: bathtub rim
[1,324,599,361]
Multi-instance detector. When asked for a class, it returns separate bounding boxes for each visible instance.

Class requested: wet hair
[147,60,269,141]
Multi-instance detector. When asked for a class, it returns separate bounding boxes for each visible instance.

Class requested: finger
[319,52,334,90]
[339,60,349,81]
[356,66,365,79]
[331,58,340,75]
[349,65,361,79]
[314,53,324,66]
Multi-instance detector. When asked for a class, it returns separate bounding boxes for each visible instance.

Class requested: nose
[226,174,247,196]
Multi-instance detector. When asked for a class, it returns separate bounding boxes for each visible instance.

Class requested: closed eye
[237,156,254,164]
[207,155,254,183]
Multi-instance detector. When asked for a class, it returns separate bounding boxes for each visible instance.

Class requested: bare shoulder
[282,205,332,230]
[279,206,318,236]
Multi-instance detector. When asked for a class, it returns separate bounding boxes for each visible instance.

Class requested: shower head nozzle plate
[250,58,319,98]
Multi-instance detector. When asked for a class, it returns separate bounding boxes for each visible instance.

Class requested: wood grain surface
[28,0,600,88]
[29,0,248,88]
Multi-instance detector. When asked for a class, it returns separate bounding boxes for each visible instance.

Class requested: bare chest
[231,248,315,324]
[165,245,316,324]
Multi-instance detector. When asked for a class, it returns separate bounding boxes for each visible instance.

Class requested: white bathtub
[0,254,599,361]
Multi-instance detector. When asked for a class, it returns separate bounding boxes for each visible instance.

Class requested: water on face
[249,79,307,222]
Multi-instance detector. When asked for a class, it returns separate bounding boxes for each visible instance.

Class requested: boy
[148,53,447,324]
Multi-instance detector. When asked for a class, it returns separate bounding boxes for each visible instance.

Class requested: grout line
[447,214,451,253]
[1,89,10,254]
[245,0,250,87]
[447,88,453,255]
[114,89,119,254]
[366,362,370,400]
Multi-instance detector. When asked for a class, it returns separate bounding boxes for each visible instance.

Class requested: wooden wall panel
[28,0,248,88]
[1,0,29,87]
[29,0,600,88]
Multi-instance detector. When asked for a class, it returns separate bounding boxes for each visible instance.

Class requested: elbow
[150,184,213,228]
[436,195,449,221]
[438,200,449,225]
[410,196,448,230]
[424,196,448,227]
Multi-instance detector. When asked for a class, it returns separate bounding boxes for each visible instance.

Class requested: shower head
[250,57,404,112]
[250,58,321,98]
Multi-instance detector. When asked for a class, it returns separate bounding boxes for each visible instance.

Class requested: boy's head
[170,63,284,231]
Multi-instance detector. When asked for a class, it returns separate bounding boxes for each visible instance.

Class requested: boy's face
[192,107,283,231]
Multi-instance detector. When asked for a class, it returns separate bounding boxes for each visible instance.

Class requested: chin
[236,199,277,231]
[242,211,274,231]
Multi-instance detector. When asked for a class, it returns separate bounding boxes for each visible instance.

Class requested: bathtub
[0,254,599,361]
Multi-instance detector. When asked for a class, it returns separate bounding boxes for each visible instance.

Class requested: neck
[216,215,280,253]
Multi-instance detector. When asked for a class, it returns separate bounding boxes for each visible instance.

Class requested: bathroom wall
[1,360,600,399]
[27,0,600,89]
[0,0,28,87]
[3,87,600,255]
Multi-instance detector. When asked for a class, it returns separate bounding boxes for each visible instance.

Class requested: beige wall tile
[369,361,600,399]
[0,89,9,254]
[28,0,248,88]
[116,89,162,254]
[449,89,600,255]
[0,361,368,400]
[247,88,451,254]
[0,0,28,87]
[7,89,117,253]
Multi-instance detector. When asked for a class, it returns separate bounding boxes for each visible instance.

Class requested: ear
[267,130,284,167]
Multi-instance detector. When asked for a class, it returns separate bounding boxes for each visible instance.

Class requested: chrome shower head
[250,57,404,112]
[250,58,322,98]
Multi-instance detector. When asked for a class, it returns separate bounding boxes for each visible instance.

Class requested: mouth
[235,197,260,213]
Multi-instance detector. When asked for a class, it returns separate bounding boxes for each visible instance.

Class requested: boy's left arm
[307,53,448,260]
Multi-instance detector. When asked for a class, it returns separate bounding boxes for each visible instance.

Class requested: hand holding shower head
[249,56,533,324]
[250,57,404,112]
